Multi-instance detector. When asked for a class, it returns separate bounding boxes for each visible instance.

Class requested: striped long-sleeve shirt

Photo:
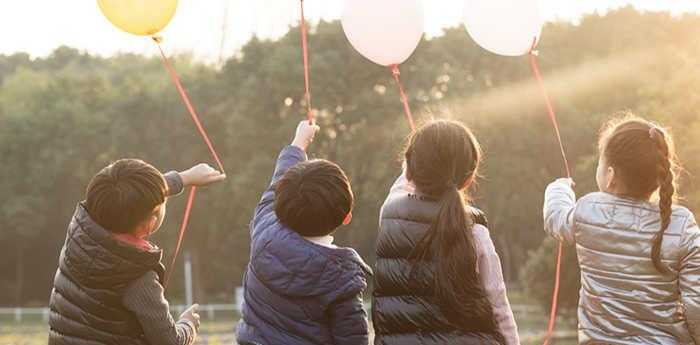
[122,271,197,345]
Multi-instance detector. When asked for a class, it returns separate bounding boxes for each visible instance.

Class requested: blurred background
[2,1,700,344]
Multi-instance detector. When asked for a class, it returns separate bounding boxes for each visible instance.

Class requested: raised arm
[165,164,226,197]
[253,121,319,227]
[678,213,700,342]
[543,178,576,244]
[164,171,185,197]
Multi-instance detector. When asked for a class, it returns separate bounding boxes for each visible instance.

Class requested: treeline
[2,7,700,312]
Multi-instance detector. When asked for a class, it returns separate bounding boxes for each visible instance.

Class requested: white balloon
[464,0,543,56]
[341,0,424,66]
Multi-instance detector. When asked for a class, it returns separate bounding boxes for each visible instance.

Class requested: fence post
[14,308,21,323]
[207,305,214,320]
[43,308,50,322]
[184,252,193,307]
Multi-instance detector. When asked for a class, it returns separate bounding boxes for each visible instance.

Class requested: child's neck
[605,189,653,203]
[113,232,154,251]
[303,234,337,248]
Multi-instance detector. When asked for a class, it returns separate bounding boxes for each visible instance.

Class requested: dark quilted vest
[48,203,165,345]
[373,194,500,345]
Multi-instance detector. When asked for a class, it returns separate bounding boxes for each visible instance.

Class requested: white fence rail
[0,303,538,323]
[0,304,241,323]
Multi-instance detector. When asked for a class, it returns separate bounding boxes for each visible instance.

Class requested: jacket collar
[73,202,163,265]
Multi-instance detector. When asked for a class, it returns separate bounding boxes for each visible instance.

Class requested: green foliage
[2,7,700,310]
[520,239,581,314]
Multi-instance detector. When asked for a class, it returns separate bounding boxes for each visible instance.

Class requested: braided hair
[599,115,678,274]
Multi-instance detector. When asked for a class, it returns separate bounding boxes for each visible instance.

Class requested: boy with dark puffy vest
[236,121,372,345]
[48,159,225,345]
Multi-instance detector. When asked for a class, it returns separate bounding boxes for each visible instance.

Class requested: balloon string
[153,38,226,173]
[391,65,416,132]
[528,43,571,178]
[164,186,197,288]
[528,38,570,345]
[542,243,563,345]
[300,0,313,123]
[153,38,225,290]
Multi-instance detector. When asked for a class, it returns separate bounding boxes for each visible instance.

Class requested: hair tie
[649,127,662,141]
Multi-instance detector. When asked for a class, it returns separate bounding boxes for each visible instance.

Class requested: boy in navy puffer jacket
[236,121,372,345]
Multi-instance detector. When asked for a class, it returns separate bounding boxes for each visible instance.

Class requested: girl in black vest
[373,120,519,345]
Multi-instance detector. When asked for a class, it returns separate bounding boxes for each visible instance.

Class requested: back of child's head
[405,119,481,196]
[403,119,503,341]
[274,159,353,237]
[86,159,167,234]
[599,114,679,273]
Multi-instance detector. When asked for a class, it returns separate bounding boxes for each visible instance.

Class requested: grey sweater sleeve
[123,271,197,345]
[164,171,185,197]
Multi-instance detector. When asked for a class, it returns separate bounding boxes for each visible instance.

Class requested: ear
[342,211,353,226]
[606,166,616,190]
[461,176,475,190]
[135,214,158,238]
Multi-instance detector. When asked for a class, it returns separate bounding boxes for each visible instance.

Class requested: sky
[0,0,699,63]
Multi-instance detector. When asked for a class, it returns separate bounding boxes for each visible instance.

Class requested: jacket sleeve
[387,163,415,198]
[474,225,520,345]
[329,292,369,345]
[543,179,576,244]
[252,146,307,230]
[164,171,185,197]
[122,271,197,345]
[379,164,415,223]
[678,213,700,342]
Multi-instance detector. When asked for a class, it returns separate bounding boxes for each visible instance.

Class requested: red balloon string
[153,39,226,173]
[543,242,563,345]
[391,64,416,132]
[164,186,197,288]
[153,38,225,289]
[528,38,570,345]
[528,41,571,178]
[300,0,313,123]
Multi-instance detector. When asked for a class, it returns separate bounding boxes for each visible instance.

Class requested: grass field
[0,303,576,345]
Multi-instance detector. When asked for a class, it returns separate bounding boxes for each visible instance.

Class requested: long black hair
[406,120,504,343]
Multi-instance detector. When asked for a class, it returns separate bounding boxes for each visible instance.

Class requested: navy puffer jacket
[236,146,372,345]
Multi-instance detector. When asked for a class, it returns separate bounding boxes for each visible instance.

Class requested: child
[373,120,519,345]
[48,159,225,345]
[236,121,372,345]
[544,115,700,344]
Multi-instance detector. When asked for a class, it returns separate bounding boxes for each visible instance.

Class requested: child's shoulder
[671,205,697,233]
[252,228,370,299]
[577,191,614,205]
[574,192,696,232]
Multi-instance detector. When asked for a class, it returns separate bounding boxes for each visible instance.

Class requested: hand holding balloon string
[180,164,226,188]
[292,120,321,151]
[98,0,227,290]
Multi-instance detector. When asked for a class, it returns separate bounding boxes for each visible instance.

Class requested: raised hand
[291,120,321,151]
[180,164,226,187]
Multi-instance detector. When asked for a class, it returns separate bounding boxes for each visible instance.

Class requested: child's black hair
[86,159,167,234]
[274,159,353,237]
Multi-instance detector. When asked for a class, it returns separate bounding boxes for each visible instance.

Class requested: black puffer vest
[48,203,165,345]
[373,193,500,345]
